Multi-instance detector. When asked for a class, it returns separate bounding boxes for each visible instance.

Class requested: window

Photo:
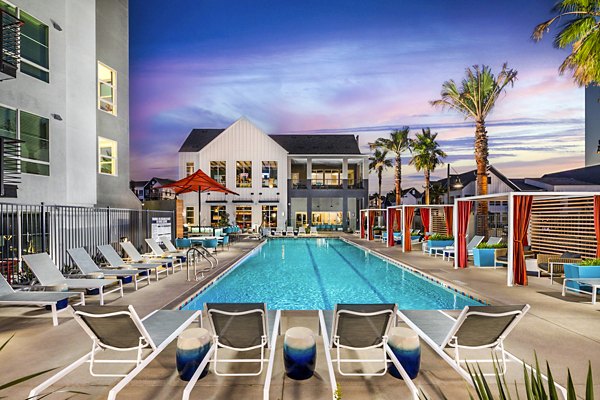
[210,161,226,185]
[261,205,277,228]
[0,1,17,17]
[98,63,116,115]
[19,11,49,82]
[98,137,117,175]
[236,161,252,188]
[186,162,195,176]
[185,207,195,225]
[20,111,49,176]
[210,205,227,227]
[262,161,277,188]
[0,105,17,139]
[235,206,252,229]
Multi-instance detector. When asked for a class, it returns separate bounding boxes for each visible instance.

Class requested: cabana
[453,192,600,287]
[359,208,387,240]
[385,205,453,252]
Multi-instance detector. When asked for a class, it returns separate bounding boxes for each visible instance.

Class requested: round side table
[388,326,421,379]
[176,327,212,381]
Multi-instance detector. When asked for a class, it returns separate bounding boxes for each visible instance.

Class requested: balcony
[0,10,22,81]
[289,179,367,193]
[0,136,21,198]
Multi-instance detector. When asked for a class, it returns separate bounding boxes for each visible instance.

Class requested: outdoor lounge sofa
[318,304,419,399]
[182,303,281,400]
[29,305,200,400]
[22,253,123,306]
[536,252,582,283]
[67,247,151,291]
[0,274,84,326]
[97,244,168,282]
[397,304,566,397]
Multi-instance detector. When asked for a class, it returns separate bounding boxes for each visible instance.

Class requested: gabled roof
[179,129,226,152]
[538,164,600,185]
[269,134,362,155]
[402,187,422,197]
[431,165,524,191]
[509,179,544,191]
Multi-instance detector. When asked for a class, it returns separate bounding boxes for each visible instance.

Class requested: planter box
[473,248,497,267]
[427,240,453,249]
[564,263,600,293]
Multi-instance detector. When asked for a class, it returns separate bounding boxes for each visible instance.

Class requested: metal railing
[0,202,174,284]
[290,179,366,190]
[1,10,22,80]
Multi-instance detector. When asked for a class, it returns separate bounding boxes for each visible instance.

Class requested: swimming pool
[181,238,483,311]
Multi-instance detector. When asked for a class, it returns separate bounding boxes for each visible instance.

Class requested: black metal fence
[0,202,174,284]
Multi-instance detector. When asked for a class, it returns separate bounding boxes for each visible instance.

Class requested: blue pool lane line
[305,242,332,309]
[329,244,388,303]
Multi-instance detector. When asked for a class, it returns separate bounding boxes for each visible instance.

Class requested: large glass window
[235,206,252,230]
[186,162,195,176]
[0,1,17,15]
[20,111,49,176]
[0,105,17,139]
[210,161,226,185]
[210,205,227,227]
[236,161,252,188]
[185,207,195,225]
[98,62,116,115]
[262,161,277,188]
[262,205,277,228]
[19,11,49,82]
[98,137,117,175]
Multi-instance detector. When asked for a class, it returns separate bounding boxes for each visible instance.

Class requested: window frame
[185,206,195,225]
[185,162,195,176]
[18,108,50,176]
[236,161,252,188]
[98,137,118,176]
[97,62,117,116]
[210,161,226,185]
[16,7,50,82]
[261,205,278,228]
[261,161,278,188]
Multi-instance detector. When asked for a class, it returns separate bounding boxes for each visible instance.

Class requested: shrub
[475,242,507,249]
[580,258,600,266]
[429,233,453,240]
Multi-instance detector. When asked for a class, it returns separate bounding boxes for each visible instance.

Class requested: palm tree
[431,64,517,235]
[409,128,447,204]
[369,149,392,208]
[428,182,447,205]
[369,127,411,205]
[533,0,600,87]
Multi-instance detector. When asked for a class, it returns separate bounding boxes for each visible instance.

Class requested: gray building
[0,0,138,208]
[585,85,600,167]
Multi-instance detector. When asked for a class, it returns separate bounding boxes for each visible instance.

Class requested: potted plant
[427,233,454,249]
[564,258,600,293]
[473,242,507,267]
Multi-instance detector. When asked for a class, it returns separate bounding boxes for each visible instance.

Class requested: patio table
[562,278,600,304]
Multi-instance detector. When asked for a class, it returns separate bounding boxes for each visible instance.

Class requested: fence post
[40,202,46,253]
[172,210,176,239]
[106,206,110,244]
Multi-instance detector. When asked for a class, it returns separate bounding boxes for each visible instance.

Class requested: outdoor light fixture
[51,113,62,121]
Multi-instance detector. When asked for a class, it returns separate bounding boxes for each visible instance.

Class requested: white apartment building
[0,0,138,208]
[585,85,600,167]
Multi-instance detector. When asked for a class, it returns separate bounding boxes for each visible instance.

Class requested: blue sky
[129,0,584,192]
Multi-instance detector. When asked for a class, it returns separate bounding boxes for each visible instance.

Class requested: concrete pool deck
[0,234,598,399]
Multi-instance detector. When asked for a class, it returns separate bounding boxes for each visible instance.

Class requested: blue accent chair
[175,238,191,249]
[218,235,230,251]
[202,238,219,253]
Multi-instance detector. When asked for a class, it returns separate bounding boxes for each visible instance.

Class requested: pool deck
[0,234,599,399]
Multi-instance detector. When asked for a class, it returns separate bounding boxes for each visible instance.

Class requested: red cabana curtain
[368,210,375,240]
[513,195,533,286]
[594,195,600,257]
[443,206,453,236]
[420,208,430,234]
[457,202,472,268]
[395,208,402,231]
[360,211,365,239]
[387,209,396,247]
[403,208,415,251]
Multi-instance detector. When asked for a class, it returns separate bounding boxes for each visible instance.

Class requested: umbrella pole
[198,187,202,228]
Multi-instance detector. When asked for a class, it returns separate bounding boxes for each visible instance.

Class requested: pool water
[182,238,482,311]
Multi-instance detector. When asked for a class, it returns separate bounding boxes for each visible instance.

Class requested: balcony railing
[0,136,21,198]
[0,10,22,81]
[290,179,366,190]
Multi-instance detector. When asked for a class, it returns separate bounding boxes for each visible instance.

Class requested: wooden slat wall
[431,208,447,234]
[530,197,596,258]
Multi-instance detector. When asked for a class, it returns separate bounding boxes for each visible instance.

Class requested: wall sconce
[51,113,63,121]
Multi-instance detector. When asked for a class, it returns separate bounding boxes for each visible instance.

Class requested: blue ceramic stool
[45,283,69,310]
[176,327,212,381]
[388,327,421,379]
[283,327,316,380]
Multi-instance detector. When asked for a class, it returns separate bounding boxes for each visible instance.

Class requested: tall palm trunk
[378,171,383,208]
[474,120,489,237]
[424,169,430,205]
[395,154,402,205]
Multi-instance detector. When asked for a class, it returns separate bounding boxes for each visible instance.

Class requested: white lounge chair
[97,244,167,282]
[67,247,151,291]
[274,227,284,236]
[182,303,281,400]
[319,304,419,399]
[486,237,502,245]
[29,305,200,400]
[310,226,318,236]
[120,241,178,276]
[0,274,84,326]
[145,238,186,267]
[285,226,295,236]
[442,235,485,261]
[397,304,566,397]
[22,253,123,306]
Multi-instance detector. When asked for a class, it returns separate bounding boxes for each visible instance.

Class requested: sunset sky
[129,0,584,193]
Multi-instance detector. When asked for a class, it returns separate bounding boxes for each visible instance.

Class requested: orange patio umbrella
[159,169,239,225]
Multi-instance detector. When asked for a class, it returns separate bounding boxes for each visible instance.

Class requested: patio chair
[97,245,168,282]
[494,248,508,268]
[121,241,179,274]
[67,247,151,291]
[318,304,419,399]
[397,304,566,396]
[145,238,186,267]
[442,235,485,261]
[286,226,295,236]
[0,274,84,326]
[274,227,284,236]
[486,237,502,246]
[310,226,318,236]
[537,252,582,284]
[22,253,123,306]
[182,303,281,400]
[29,305,200,400]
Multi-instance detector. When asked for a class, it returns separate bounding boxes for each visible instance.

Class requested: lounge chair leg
[155,269,159,282]
[119,280,124,298]
[51,303,58,326]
